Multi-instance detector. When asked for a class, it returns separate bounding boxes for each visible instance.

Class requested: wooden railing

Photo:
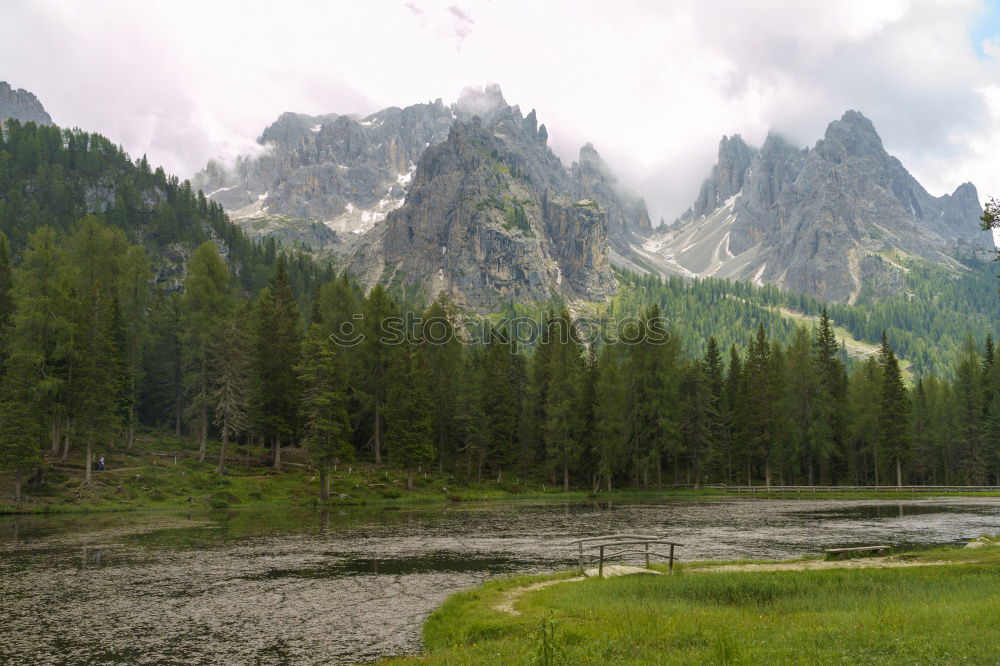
[565,534,683,577]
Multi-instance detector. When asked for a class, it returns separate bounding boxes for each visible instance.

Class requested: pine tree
[64,219,127,482]
[141,290,183,434]
[455,351,488,481]
[481,324,520,480]
[210,307,252,475]
[385,342,434,489]
[0,378,41,501]
[0,232,13,375]
[952,334,985,483]
[743,324,780,487]
[117,244,152,449]
[722,344,743,483]
[678,361,711,486]
[878,333,910,487]
[6,227,72,461]
[421,296,462,471]
[702,335,725,478]
[181,242,233,463]
[541,309,585,491]
[785,325,819,484]
[251,256,301,470]
[812,308,847,481]
[360,284,399,465]
[594,343,628,490]
[297,324,352,499]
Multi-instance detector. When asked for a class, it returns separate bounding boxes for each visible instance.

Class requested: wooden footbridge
[566,534,683,578]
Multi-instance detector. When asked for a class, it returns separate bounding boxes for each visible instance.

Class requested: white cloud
[1,0,998,225]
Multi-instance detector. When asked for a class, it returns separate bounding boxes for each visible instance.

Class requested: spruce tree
[0,379,41,501]
[360,284,399,465]
[678,361,711,486]
[210,307,252,475]
[180,242,232,463]
[421,296,462,471]
[481,324,520,480]
[877,333,910,487]
[385,342,434,489]
[64,219,127,482]
[251,256,301,470]
[455,351,488,481]
[0,232,13,375]
[6,227,72,460]
[594,343,628,491]
[542,309,585,491]
[297,324,352,499]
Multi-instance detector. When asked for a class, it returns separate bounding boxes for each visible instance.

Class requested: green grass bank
[4,432,1000,515]
[384,543,1000,665]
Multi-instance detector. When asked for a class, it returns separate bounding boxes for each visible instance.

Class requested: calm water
[2,497,1000,664]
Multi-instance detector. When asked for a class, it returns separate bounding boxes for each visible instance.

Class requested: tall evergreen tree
[421,296,462,471]
[541,310,585,491]
[252,256,301,470]
[0,232,13,375]
[481,324,520,480]
[385,342,434,489]
[297,324,352,499]
[210,307,252,475]
[180,242,232,463]
[360,284,398,465]
[877,333,911,487]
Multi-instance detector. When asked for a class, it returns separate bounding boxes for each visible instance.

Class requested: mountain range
[639,111,993,303]
[2,80,993,310]
[195,86,993,309]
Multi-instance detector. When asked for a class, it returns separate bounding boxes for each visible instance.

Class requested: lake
[3,497,1000,664]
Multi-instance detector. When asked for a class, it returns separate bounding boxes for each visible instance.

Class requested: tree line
[2,219,998,500]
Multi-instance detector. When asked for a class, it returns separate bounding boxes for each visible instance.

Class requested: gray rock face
[645,110,995,303]
[192,101,456,234]
[197,85,642,306]
[346,117,615,309]
[571,143,652,247]
[0,81,53,126]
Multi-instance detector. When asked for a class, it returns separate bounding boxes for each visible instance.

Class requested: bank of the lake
[386,542,1000,665]
[5,434,1000,516]
[4,499,1000,664]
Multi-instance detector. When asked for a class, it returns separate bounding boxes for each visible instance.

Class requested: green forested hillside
[609,260,999,379]
[0,120,330,299]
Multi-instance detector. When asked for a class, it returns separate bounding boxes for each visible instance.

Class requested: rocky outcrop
[644,110,995,303]
[571,143,652,247]
[0,81,53,126]
[198,85,641,307]
[192,101,456,233]
[346,117,615,309]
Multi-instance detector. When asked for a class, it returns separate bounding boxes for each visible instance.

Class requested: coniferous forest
[1,120,1000,502]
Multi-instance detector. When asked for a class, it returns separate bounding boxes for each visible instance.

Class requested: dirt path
[492,557,961,616]
[493,577,585,616]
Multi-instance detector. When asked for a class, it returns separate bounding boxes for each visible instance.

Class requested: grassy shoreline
[4,434,1000,516]
[383,542,1000,665]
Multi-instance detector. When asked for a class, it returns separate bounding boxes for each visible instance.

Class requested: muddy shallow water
[2,497,1000,664]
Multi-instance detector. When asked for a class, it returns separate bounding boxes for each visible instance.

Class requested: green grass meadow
[385,546,1000,665]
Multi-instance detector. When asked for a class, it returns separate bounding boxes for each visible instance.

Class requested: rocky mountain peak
[818,109,886,162]
[349,115,615,309]
[454,83,507,123]
[0,81,53,126]
[645,109,994,304]
[682,134,755,221]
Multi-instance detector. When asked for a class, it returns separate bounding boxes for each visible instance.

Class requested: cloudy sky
[3,0,1000,225]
